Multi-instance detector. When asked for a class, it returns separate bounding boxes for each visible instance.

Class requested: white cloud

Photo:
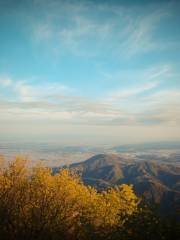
[0,71,179,127]
[145,65,171,80]
[0,77,13,87]
[1,55,179,128]
[108,81,159,100]
[142,90,180,105]
[0,77,70,102]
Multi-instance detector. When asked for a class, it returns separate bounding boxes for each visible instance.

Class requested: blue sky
[0,0,180,145]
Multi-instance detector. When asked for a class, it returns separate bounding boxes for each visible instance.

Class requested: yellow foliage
[0,156,139,240]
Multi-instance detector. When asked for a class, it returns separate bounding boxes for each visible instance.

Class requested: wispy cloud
[29,0,173,58]
[1,58,179,128]
[57,15,112,56]
[108,81,159,100]
[0,77,70,102]
[0,77,13,87]
[120,9,170,58]
[142,89,180,105]
[1,84,180,127]
[144,65,171,80]
[33,23,52,41]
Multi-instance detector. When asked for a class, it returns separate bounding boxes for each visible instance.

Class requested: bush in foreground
[0,157,138,240]
[0,156,179,240]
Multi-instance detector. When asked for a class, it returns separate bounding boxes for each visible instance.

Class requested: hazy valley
[1,141,180,166]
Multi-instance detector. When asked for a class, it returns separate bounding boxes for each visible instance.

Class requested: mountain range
[54,154,180,215]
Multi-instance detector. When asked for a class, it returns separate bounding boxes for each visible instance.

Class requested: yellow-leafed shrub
[0,157,139,240]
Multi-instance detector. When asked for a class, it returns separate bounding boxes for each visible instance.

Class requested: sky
[0,0,180,145]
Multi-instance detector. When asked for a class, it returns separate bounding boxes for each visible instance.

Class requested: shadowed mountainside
[54,154,180,215]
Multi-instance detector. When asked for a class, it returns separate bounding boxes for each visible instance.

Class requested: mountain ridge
[55,154,180,215]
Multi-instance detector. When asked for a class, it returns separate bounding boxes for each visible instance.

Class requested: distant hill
[54,154,180,215]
